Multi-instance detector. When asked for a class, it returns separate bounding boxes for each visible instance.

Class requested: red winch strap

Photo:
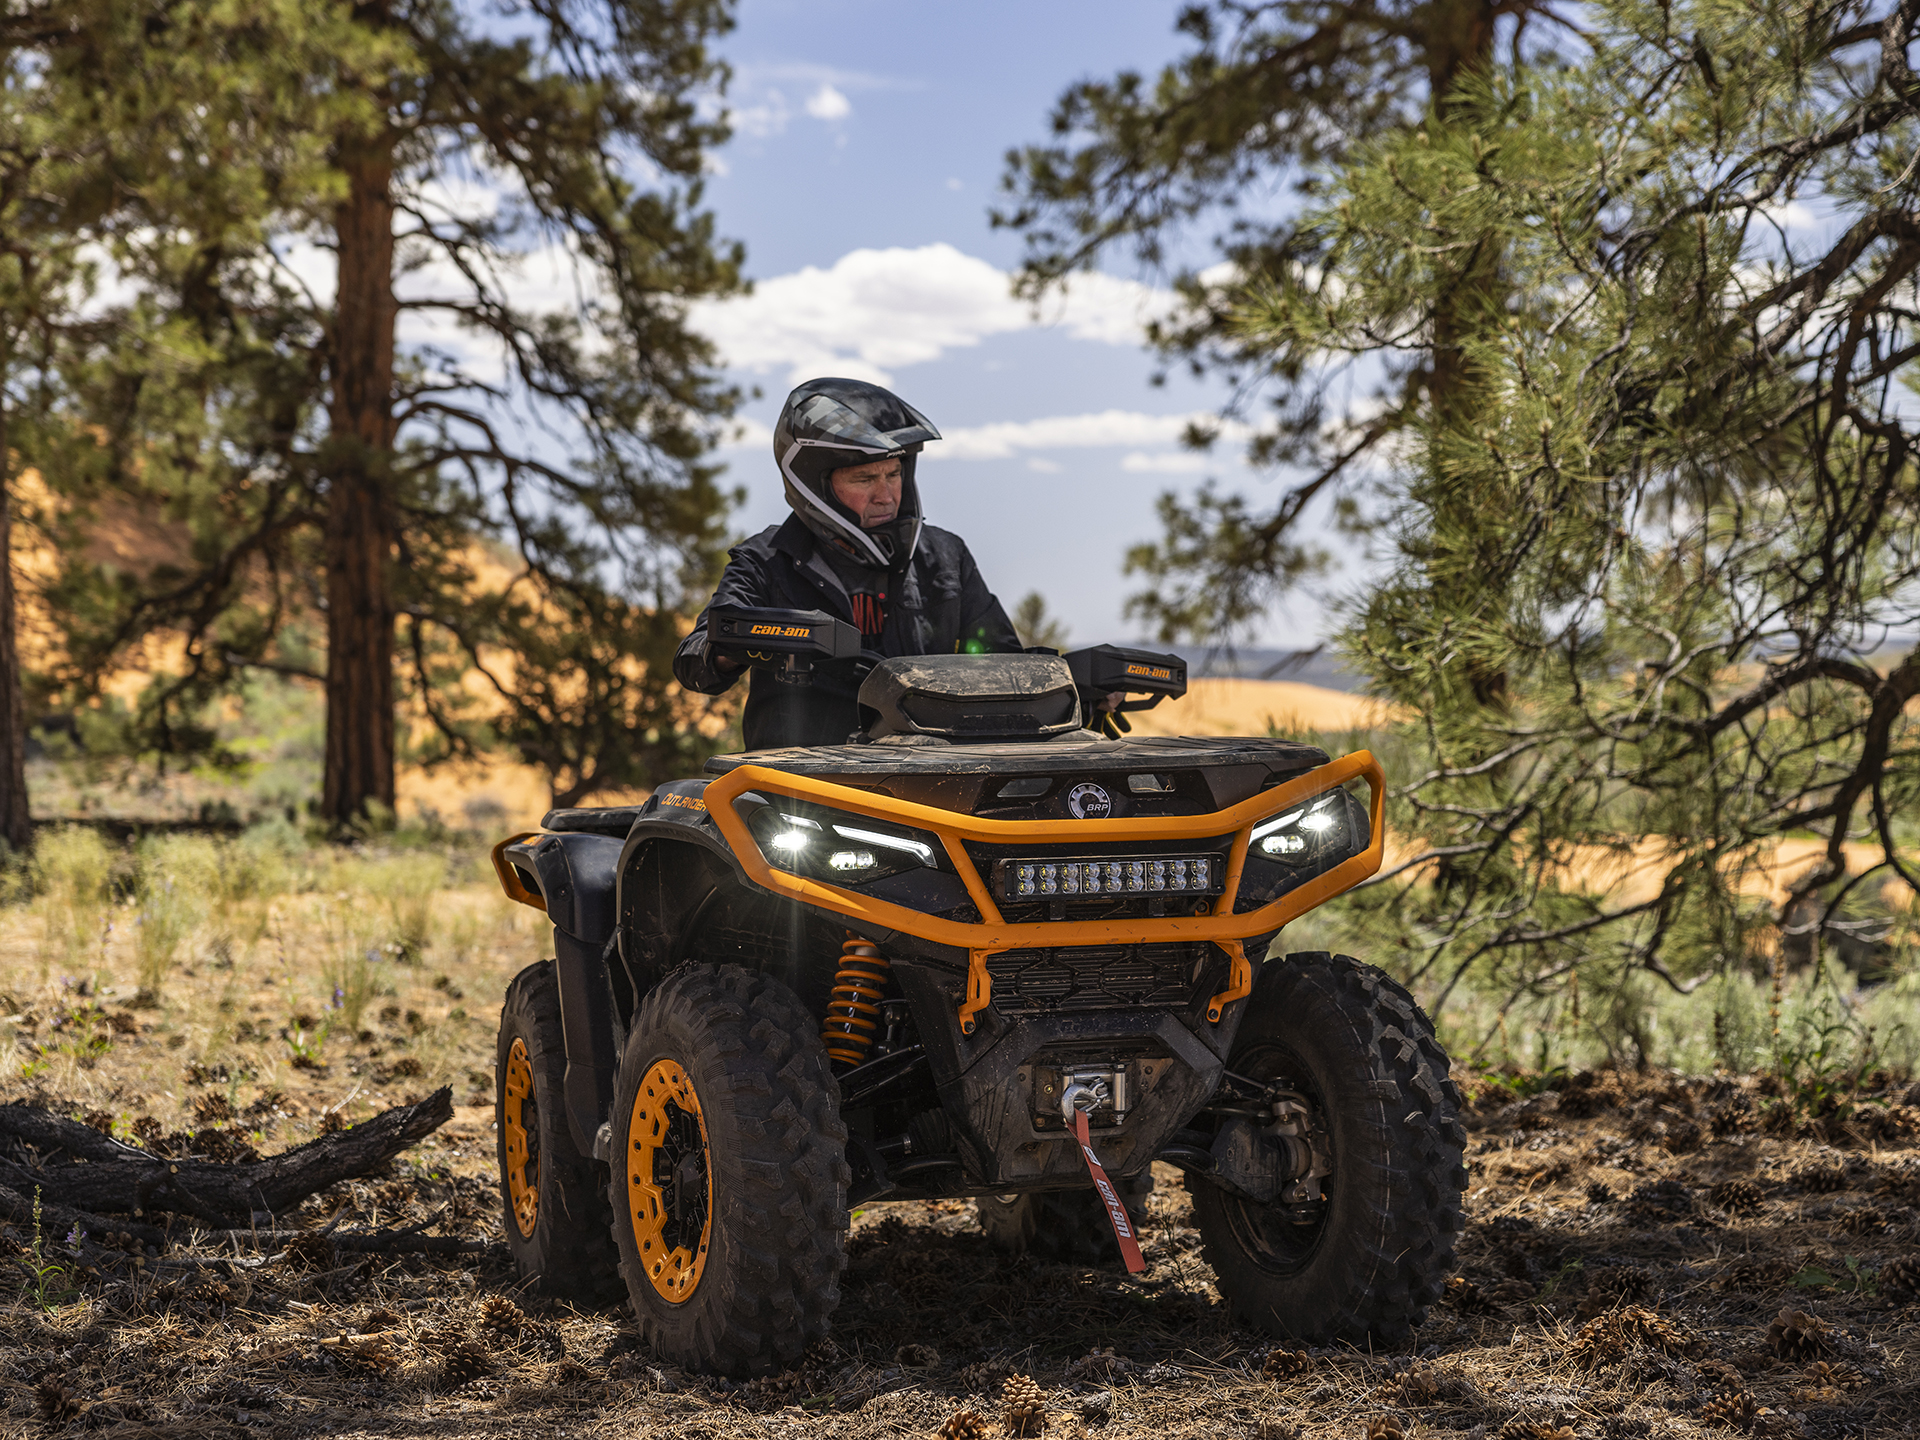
[1073,1109,1147,1274]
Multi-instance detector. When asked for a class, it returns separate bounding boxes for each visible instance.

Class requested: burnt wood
[0,1087,454,1227]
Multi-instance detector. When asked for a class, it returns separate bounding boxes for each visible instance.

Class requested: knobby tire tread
[496,961,624,1306]
[609,964,850,1377]
[1193,951,1467,1347]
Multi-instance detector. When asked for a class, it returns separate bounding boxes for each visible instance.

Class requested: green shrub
[31,827,114,976]
[133,835,217,998]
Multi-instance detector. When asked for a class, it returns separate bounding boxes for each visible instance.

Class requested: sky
[684,0,1337,650]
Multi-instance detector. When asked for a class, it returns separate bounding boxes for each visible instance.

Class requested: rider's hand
[714,653,743,673]
[1094,691,1131,739]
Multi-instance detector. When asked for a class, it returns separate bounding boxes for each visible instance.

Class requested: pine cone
[1498,1421,1576,1440]
[1064,1347,1129,1383]
[1708,1097,1754,1137]
[1585,1182,1616,1205]
[1711,1178,1763,1214]
[741,1370,807,1407]
[1625,1179,1695,1224]
[958,1359,1010,1393]
[1003,1373,1047,1438]
[171,1272,233,1311]
[1261,1347,1310,1380]
[1557,1086,1616,1120]
[441,1338,492,1386]
[1838,1205,1890,1236]
[35,1379,83,1425]
[1801,1359,1860,1389]
[1579,1265,1654,1316]
[478,1294,522,1335]
[1767,1308,1831,1361]
[1787,1382,1842,1406]
[895,1343,940,1369]
[1792,1162,1847,1194]
[940,1409,992,1440]
[1366,1417,1406,1440]
[1445,1276,1496,1314]
[282,1231,337,1273]
[1568,1306,1694,1369]
[1396,1364,1443,1406]
[1880,1254,1920,1302]
[1718,1256,1791,1291]
[345,1337,402,1375]
[1697,1389,1768,1433]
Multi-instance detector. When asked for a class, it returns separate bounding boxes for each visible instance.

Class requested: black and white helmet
[773,377,940,568]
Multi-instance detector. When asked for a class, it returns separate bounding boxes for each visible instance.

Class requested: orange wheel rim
[503,1037,539,1238]
[626,1057,712,1303]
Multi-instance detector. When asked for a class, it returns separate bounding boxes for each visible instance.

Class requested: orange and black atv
[489,615,1466,1376]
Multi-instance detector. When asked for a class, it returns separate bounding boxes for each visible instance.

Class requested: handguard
[1063,643,1187,737]
[707,604,864,686]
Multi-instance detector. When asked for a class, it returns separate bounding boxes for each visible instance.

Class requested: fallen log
[0,1087,455,1228]
[0,1183,504,1264]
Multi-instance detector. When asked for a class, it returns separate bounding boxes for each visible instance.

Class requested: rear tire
[975,1171,1154,1261]
[495,961,622,1303]
[1191,952,1466,1347]
[607,964,851,1376]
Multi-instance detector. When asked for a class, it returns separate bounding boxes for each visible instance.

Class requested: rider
[674,377,1021,750]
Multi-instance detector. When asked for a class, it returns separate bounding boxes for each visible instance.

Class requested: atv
[488,613,1467,1376]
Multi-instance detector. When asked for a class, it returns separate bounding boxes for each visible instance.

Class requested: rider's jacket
[674,514,1020,750]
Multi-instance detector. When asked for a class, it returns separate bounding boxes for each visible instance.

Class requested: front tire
[608,964,851,1376]
[1192,952,1466,1347]
[495,961,622,1303]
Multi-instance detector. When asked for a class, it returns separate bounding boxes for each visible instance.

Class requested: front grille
[986,942,1222,1016]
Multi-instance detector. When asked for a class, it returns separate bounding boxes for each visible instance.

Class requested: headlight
[741,797,944,883]
[1250,792,1345,860]
[1235,787,1369,913]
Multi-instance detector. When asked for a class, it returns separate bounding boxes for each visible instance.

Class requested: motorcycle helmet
[773,377,939,568]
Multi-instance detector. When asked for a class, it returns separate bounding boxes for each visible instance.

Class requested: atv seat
[541,806,647,838]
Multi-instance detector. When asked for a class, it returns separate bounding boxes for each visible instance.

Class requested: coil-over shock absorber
[821,934,890,1066]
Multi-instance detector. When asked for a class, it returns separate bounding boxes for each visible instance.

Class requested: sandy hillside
[1121,677,1397,739]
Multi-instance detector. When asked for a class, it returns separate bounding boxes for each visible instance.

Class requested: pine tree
[1226,0,1920,1021]
[62,0,743,824]
[995,0,1546,637]
[0,2,311,849]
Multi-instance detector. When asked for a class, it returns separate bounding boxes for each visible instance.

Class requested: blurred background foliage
[1003,0,1920,1068]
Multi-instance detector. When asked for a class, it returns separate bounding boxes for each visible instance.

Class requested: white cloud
[715,407,1238,468]
[946,177,963,191]
[941,409,1208,460]
[805,84,851,121]
[1121,451,1214,473]
[730,91,792,138]
[1760,199,1818,230]
[692,243,1180,384]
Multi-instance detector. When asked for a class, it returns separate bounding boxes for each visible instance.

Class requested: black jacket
[675,514,1020,749]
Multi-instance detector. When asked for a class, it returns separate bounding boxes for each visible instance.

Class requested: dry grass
[3,854,1918,1439]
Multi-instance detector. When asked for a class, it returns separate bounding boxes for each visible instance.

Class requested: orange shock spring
[822,935,891,1066]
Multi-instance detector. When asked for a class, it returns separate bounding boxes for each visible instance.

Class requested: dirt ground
[3,890,1918,1439]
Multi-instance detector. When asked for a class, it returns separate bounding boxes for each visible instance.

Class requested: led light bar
[996,854,1224,901]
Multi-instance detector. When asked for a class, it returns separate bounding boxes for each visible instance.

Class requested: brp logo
[1066,782,1112,819]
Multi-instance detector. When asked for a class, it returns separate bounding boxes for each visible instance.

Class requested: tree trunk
[1423,0,1509,711]
[322,137,400,828]
[1423,0,1499,422]
[0,348,32,854]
